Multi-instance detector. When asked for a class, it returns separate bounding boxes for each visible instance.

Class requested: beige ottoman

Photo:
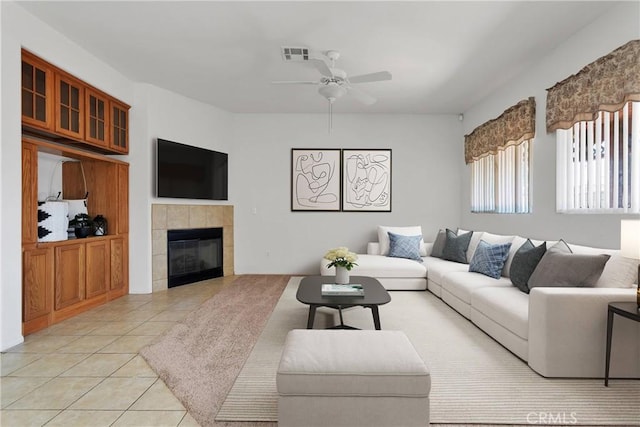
[276,329,431,427]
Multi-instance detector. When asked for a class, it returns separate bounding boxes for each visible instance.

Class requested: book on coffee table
[321,284,365,297]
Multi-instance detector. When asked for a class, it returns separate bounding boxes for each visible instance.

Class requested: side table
[604,301,640,386]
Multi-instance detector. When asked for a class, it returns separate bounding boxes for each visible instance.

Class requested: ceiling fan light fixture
[318,84,347,102]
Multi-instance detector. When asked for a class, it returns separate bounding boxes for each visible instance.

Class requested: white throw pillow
[378,226,426,256]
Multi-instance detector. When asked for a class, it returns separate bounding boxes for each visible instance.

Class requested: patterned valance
[464,97,536,164]
[546,39,640,133]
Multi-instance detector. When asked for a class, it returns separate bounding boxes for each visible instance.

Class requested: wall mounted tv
[156,138,228,200]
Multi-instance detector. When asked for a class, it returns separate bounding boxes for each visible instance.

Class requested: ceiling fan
[273,49,392,131]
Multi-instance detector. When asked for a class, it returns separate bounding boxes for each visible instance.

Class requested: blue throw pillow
[469,240,512,279]
[388,232,423,262]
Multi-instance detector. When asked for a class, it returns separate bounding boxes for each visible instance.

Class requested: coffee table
[297,275,391,330]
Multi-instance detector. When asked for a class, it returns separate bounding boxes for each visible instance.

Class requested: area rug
[216,277,640,425]
[139,275,289,427]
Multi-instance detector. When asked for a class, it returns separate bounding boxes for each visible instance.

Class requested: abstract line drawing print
[291,149,341,211]
[343,149,391,212]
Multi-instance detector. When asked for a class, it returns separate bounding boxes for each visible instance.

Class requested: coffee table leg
[307,305,317,329]
[371,306,381,330]
[605,308,614,386]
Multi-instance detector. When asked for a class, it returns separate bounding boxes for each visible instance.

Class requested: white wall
[232,113,463,274]
[460,2,640,248]
[130,83,234,293]
[0,1,134,350]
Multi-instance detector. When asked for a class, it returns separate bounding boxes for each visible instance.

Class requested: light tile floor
[1,276,237,427]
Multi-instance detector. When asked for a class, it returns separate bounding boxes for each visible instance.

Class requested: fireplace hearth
[167,227,223,288]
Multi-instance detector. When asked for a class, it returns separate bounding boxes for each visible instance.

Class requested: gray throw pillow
[528,240,610,290]
[442,229,472,264]
[510,240,547,293]
[431,229,446,258]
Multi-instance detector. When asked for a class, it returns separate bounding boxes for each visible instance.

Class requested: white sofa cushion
[502,236,528,278]
[423,256,469,286]
[442,271,512,304]
[471,286,529,340]
[565,243,638,288]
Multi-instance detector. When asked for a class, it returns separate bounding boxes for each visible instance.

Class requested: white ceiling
[18,1,618,114]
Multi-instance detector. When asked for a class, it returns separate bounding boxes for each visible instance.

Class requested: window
[471,141,531,213]
[556,101,639,213]
[465,97,535,214]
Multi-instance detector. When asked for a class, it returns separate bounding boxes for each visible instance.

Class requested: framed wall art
[342,149,392,212]
[291,149,341,211]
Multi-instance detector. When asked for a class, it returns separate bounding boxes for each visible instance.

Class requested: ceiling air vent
[281,46,309,62]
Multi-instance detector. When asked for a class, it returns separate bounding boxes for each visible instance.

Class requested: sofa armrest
[367,242,381,255]
[528,287,639,378]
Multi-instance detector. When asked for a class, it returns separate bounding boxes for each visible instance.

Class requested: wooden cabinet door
[22,142,38,244]
[117,164,129,234]
[54,243,85,310]
[23,248,53,322]
[109,100,129,153]
[86,240,109,298]
[85,88,109,148]
[110,237,128,291]
[55,73,84,140]
[21,51,54,131]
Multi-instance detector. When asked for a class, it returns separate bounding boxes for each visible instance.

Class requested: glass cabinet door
[55,73,84,140]
[110,101,129,153]
[85,89,109,147]
[21,52,53,130]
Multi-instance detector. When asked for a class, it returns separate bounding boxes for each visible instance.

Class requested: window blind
[556,101,639,213]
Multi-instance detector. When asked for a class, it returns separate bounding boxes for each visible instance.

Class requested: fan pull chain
[328,101,332,133]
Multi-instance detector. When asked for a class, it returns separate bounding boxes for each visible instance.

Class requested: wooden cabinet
[22,142,38,244]
[21,51,54,131]
[110,100,129,153]
[21,47,130,334]
[23,248,53,323]
[86,240,109,298]
[54,243,85,310]
[117,164,129,234]
[21,49,130,154]
[85,88,109,147]
[110,237,128,292]
[55,72,85,140]
[21,138,129,334]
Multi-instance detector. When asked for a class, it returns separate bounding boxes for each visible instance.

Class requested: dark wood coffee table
[297,275,391,330]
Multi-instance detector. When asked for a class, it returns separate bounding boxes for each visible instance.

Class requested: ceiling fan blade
[271,81,318,85]
[309,57,333,77]
[348,71,392,84]
[347,85,377,105]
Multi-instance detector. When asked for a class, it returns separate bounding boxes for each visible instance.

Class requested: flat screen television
[156,138,228,200]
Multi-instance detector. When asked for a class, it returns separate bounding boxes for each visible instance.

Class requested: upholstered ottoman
[276,329,431,427]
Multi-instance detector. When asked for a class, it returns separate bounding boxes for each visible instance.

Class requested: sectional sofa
[320,227,640,379]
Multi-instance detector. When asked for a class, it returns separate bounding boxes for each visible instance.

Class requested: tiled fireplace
[152,204,234,292]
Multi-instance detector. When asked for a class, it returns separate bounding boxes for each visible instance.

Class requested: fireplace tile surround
[152,204,234,292]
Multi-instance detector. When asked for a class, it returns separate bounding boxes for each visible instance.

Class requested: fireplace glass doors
[167,228,223,287]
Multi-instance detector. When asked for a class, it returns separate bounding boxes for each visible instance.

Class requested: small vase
[335,266,349,284]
